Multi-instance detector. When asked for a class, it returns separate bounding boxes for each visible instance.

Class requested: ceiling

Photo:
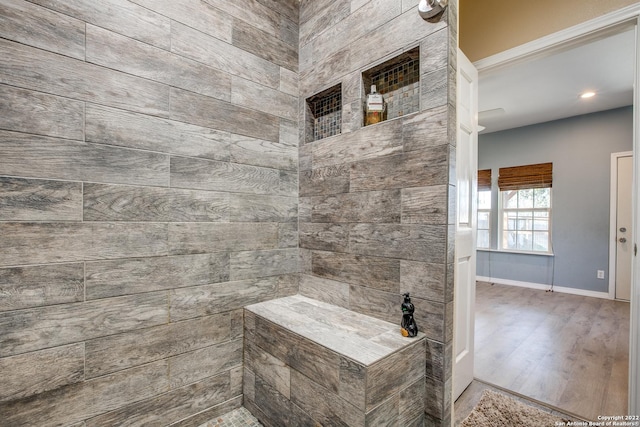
[477,26,635,134]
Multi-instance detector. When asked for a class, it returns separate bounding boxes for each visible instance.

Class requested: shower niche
[362,46,420,126]
[305,83,342,143]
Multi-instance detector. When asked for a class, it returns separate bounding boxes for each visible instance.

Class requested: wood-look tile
[205,0,284,38]
[299,222,350,252]
[311,190,401,223]
[85,373,231,427]
[0,177,82,221]
[168,222,278,255]
[245,340,291,399]
[232,19,298,72]
[0,360,169,427]
[171,21,280,90]
[300,164,350,197]
[279,67,299,97]
[0,263,84,312]
[399,378,427,425]
[83,183,229,222]
[420,28,448,74]
[0,343,85,403]
[229,194,297,223]
[85,314,232,378]
[169,88,280,143]
[0,0,85,60]
[170,155,295,198]
[349,284,400,324]
[400,260,447,302]
[421,67,448,111]
[339,356,367,410]
[277,222,298,249]
[0,292,168,357]
[0,130,169,187]
[171,396,243,427]
[299,273,350,309]
[0,39,170,117]
[228,133,297,171]
[29,0,171,50]
[402,106,448,152]
[231,76,297,121]
[254,375,293,427]
[312,251,400,292]
[169,339,242,389]
[299,0,350,47]
[349,223,447,263]
[169,279,277,322]
[85,104,230,162]
[229,249,299,281]
[86,25,231,102]
[0,222,168,267]
[0,84,84,140]
[366,393,399,426]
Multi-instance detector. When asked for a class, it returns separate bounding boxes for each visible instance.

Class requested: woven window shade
[478,169,492,191]
[498,162,552,191]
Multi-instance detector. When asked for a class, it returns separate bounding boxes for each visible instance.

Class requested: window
[498,163,553,254]
[477,169,492,249]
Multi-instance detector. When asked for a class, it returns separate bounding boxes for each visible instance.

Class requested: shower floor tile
[199,407,263,427]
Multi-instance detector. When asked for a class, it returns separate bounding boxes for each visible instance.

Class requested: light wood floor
[473,281,629,421]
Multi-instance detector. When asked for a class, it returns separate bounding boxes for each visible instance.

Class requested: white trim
[474,3,640,72]
[609,151,634,300]
[477,276,614,300]
[477,248,554,257]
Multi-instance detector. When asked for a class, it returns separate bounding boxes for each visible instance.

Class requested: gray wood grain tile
[85,104,231,162]
[170,88,280,144]
[0,177,82,221]
[349,284,401,324]
[299,0,350,46]
[129,0,233,43]
[0,222,168,267]
[339,356,367,410]
[300,164,350,197]
[170,396,243,427]
[254,375,293,427]
[228,133,297,171]
[170,156,294,197]
[85,373,231,427]
[0,292,168,357]
[421,67,449,111]
[170,278,277,322]
[85,253,228,300]
[0,343,85,402]
[85,314,232,378]
[0,130,169,187]
[86,25,231,102]
[171,21,280,90]
[232,19,298,72]
[29,0,171,50]
[169,339,242,389]
[350,146,449,192]
[204,0,284,39]
[245,340,291,399]
[299,273,350,309]
[0,360,169,427]
[278,222,299,249]
[366,393,399,426]
[401,185,448,224]
[400,260,446,302]
[231,76,297,120]
[312,118,403,168]
[279,67,299,97]
[299,222,350,252]
[168,223,278,255]
[0,263,84,312]
[399,378,427,425]
[83,183,229,222]
[312,251,400,292]
[0,39,170,117]
[402,106,448,152]
[311,190,401,223]
[0,83,84,140]
[421,28,449,74]
[0,0,85,60]
[230,249,299,281]
[229,194,297,223]
[412,296,445,341]
[258,0,299,24]
[349,223,447,263]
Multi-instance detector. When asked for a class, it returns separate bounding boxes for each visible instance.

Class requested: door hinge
[635,243,638,257]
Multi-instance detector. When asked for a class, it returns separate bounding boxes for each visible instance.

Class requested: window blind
[478,169,492,191]
[498,162,552,191]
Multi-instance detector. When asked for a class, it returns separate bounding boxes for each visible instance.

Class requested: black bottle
[401,293,418,337]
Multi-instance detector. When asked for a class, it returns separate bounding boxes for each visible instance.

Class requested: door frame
[470,2,640,415]
[609,151,633,300]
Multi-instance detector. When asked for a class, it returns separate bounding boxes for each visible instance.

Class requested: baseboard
[476,276,613,300]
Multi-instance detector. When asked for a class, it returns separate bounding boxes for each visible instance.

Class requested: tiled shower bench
[243,295,426,427]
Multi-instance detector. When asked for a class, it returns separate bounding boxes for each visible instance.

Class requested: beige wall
[460,0,638,61]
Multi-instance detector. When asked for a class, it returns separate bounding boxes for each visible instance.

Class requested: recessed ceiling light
[580,91,596,99]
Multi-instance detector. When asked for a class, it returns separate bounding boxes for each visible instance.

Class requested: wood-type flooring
[472,281,629,421]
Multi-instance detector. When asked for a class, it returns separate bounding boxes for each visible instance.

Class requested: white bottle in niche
[365,85,386,126]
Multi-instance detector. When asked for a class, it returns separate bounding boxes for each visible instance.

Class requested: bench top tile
[245,295,424,365]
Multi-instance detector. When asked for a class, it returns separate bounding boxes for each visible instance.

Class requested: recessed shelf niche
[305,84,342,143]
[363,47,420,126]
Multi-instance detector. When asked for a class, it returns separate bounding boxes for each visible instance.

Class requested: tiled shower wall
[0,0,298,425]
[298,0,457,425]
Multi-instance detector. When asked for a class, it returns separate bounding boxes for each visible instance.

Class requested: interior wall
[0,0,299,424]
[459,0,639,62]
[477,107,633,293]
[297,0,458,424]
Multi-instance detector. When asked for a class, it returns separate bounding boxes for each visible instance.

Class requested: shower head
[418,0,448,20]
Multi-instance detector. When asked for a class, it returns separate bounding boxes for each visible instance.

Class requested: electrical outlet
[597,270,605,279]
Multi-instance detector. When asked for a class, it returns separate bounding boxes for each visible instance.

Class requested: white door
[616,155,633,300]
[453,49,478,400]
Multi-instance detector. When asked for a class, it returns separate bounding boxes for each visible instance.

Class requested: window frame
[498,187,553,254]
[476,190,492,249]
